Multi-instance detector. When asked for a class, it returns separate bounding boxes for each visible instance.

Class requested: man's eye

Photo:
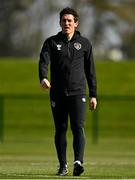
[62,19,72,23]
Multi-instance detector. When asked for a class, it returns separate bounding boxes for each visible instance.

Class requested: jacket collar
[57,31,80,42]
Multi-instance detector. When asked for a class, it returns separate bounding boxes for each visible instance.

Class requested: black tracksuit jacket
[39,31,97,97]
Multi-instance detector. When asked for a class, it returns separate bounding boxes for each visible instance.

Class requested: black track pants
[50,94,86,166]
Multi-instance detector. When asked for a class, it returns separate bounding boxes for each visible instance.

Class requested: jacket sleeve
[84,40,97,98]
[39,38,51,82]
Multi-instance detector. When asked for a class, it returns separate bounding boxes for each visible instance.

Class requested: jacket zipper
[67,41,71,59]
[66,41,71,96]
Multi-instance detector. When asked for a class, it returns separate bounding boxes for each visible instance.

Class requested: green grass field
[0,58,135,179]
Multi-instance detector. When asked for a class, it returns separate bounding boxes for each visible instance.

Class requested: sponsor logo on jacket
[57,44,62,50]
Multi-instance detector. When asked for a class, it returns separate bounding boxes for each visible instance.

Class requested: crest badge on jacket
[74,43,81,50]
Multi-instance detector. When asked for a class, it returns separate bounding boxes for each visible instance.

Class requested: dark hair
[60,7,79,23]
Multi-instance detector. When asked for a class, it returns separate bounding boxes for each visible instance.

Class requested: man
[39,7,97,176]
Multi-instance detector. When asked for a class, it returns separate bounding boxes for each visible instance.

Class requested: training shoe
[73,162,84,176]
[56,165,68,176]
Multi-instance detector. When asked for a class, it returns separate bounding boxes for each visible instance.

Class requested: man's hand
[41,78,51,89]
[89,97,97,110]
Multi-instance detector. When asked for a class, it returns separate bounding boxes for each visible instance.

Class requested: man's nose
[65,20,69,25]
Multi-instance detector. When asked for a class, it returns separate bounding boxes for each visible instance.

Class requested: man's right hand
[41,78,51,89]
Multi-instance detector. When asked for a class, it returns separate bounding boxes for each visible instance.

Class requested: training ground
[0,59,135,179]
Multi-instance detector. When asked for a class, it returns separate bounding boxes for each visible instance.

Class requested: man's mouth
[64,27,69,30]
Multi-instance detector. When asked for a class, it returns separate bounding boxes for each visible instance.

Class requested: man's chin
[63,29,70,33]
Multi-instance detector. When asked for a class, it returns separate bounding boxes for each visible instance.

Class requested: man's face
[60,14,78,35]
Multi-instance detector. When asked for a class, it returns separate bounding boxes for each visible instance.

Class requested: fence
[0,94,46,143]
[92,95,135,143]
[0,94,135,143]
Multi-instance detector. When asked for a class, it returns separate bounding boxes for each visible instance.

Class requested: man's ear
[75,21,78,28]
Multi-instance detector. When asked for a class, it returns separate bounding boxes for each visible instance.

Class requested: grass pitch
[0,138,135,179]
[0,59,135,179]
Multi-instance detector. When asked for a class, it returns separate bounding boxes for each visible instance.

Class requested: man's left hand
[89,97,97,110]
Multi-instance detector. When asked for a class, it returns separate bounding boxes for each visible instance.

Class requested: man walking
[39,7,97,176]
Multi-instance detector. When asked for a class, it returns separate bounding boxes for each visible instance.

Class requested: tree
[0,0,135,58]
[87,0,135,59]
